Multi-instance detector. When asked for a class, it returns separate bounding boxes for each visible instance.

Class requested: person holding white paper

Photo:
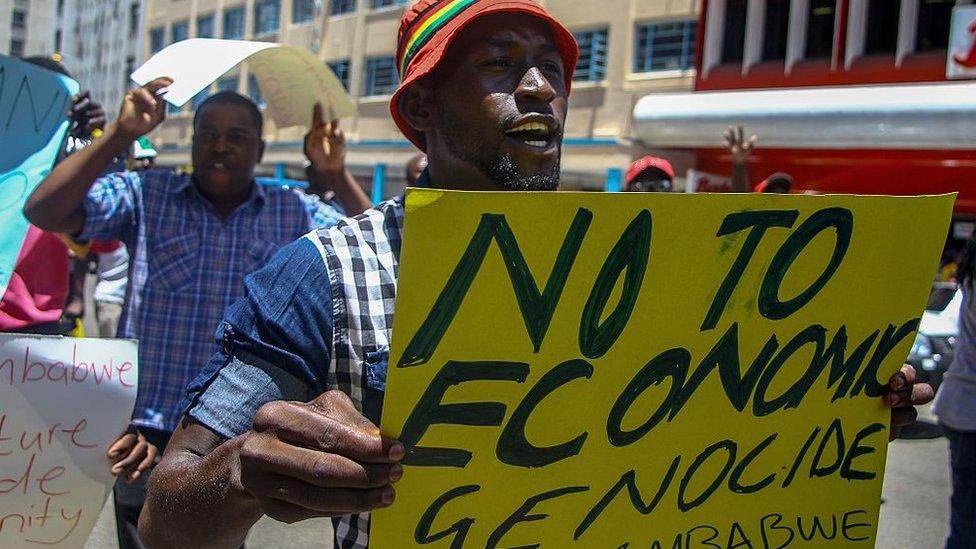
[23,79,357,549]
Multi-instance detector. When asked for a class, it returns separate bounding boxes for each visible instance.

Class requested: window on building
[634,20,697,72]
[364,57,398,96]
[293,0,316,22]
[197,14,216,38]
[762,0,791,61]
[722,0,748,63]
[223,6,246,39]
[254,0,280,34]
[129,2,140,37]
[574,28,608,81]
[372,0,407,9]
[864,0,900,56]
[805,0,836,59]
[12,10,26,29]
[10,39,24,58]
[150,27,166,53]
[917,0,955,52]
[330,0,356,16]
[329,59,351,90]
[172,20,189,43]
[248,75,266,109]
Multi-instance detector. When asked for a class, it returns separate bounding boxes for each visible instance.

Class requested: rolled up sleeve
[182,235,335,439]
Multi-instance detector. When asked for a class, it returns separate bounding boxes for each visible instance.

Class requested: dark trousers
[944,425,976,549]
[113,427,171,549]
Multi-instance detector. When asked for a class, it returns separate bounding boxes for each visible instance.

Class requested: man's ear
[398,83,436,134]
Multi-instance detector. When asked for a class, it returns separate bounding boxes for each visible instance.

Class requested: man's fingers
[111,440,148,473]
[144,77,174,95]
[107,433,136,458]
[72,96,92,113]
[257,480,394,516]
[257,486,393,525]
[312,102,324,128]
[252,396,403,463]
[137,444,157,472]
[909,382,934,406]
[130,88,158,113]
[123,445,157,484]
[889,363,916,391]
[329,119,340,139]
[747,135,757,148]
[244,439,401,489]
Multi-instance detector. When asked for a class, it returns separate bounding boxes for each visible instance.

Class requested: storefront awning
[634,82,976,150]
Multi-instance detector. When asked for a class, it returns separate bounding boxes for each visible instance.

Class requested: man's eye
[541,61,563,74]
[483,58,513,68]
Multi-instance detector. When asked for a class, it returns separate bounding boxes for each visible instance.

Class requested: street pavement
[83,405,951,549]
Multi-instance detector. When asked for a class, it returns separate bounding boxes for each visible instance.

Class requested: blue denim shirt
[182,235,348,436]
[183,172,438,437]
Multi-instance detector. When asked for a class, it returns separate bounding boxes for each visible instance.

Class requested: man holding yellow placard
[141,1,943,548]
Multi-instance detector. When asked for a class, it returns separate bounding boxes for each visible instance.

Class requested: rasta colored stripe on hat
[398,0,480,75]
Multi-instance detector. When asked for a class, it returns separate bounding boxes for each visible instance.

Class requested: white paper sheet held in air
[130,38,356,129]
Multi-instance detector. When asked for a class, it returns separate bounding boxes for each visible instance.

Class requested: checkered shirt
[78,168,345,432]
[307,196,404,548]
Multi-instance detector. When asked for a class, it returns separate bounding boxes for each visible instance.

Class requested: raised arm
[724,125,757,193]
[304,103,373,216]
[24,77,172,234]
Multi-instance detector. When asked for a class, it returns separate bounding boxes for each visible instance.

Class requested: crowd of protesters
[1,1,969,546]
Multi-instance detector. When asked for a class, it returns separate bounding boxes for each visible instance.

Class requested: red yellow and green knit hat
[390,0,579,151]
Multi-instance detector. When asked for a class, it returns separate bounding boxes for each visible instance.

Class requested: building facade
[0,0,56,58]
[53,1,148,124]
[634,0,976,212]
[143,0,700,194]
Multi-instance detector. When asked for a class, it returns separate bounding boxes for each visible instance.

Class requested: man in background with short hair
[26,85,353,548]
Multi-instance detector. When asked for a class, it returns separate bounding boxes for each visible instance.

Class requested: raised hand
[115,77,173,141]
[304,102,346,174]
[724,125,758,163]
[238,390,403,523]
[68,90,107,139]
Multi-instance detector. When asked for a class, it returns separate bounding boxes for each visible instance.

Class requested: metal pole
[372,163,387,204]
[605,167,623,192]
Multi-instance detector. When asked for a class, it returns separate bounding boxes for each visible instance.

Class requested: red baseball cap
[625,156,675,185]
[754,172,793,193]
[390,0,579,151]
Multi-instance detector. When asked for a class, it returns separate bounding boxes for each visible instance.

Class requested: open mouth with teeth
[504,121,556,149]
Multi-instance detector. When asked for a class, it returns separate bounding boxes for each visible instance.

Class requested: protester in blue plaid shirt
[25,82,369,549]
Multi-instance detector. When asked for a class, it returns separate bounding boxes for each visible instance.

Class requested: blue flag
[0,55,79,298]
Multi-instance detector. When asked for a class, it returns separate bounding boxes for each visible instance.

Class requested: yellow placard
[372,190,954,548]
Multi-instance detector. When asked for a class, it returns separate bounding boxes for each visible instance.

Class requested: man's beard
[441,115,561,191]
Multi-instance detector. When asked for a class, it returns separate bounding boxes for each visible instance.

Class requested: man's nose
[515,67,556,105]
[212,134,229,152]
